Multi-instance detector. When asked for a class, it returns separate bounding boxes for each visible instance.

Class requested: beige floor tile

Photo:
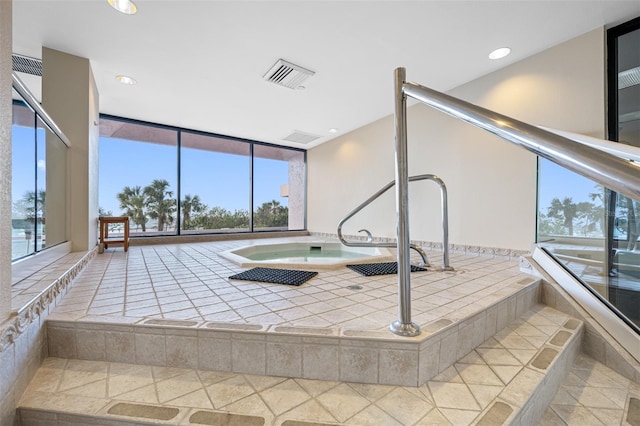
[375,388,433,425]
[205,375,256,409]
[113,383,160,404]
[509,349,538,365]
[165,388,213,410]
[438,407,480,425]
[414,408,453,425]
[467,384,503,409]
[539,407,566,426]
[590,407,624,425]
[347,383,395,402]
[108,367,155,397]
[259,379,311,415]
[316,383,372,423]
[550,388,579,406]
[223,394,275,425]
[19,390,111,415]
[431,366,464,384]
[155,371,203,403]
[278,399,338,424]
[61,378,108,398]
[345,404,403,425]
[428,382,480,410]
[500,367,544,408]
[295,379,339,398]
[455,364,502,386]
[244,374,288,392]
[551,405,606,425]
[490,365,522,385]
[476,348,522,366]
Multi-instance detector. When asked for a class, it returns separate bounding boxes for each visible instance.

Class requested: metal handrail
[390,67,640,337]
[402,81,640,202]
[12,72,71,147]
[337,174,452,271]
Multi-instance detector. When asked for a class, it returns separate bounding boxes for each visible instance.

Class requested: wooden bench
[99,216,130,252]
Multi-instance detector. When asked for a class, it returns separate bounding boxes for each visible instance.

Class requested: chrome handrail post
[436,177,453,270]
[390,67,420,337]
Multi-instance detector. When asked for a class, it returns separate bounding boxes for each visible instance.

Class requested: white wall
[43,48,100,251]
[308,28,605,252]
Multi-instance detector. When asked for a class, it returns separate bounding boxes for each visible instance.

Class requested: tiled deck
[14,236,640,424]
[47,236,532,332]
[20,306,583,425]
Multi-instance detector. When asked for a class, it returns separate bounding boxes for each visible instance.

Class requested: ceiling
[12,1,640,149]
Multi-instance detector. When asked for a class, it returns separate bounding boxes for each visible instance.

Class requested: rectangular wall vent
[282,130,322,144]
[263,59,315,89]
[12,54,42,76]
[619,66,640,89]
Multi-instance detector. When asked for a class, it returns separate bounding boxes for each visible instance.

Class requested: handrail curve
[390,67,640,337]
[337,174,452,271]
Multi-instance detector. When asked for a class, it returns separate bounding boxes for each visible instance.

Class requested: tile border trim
[0,246,97,353]
[310,232,530,260]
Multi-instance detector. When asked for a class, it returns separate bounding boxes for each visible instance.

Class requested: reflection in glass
[11,101,37,259]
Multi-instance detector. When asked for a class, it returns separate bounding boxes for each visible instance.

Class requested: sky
[97,136,290,216]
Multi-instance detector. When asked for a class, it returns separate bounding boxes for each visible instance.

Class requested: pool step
[19,305,583,425]
[44,278,540,387]
[542,352,640,425]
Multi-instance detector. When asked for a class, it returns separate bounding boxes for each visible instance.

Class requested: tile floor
[542,353,640,425]
[46,236,532,332]
[20,305,583,425]
[14,237,640,424]
[11,251,89,310]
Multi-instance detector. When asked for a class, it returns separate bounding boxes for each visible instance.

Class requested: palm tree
[117,186,147,231]
[19,189,46,224]
[144,179,176,232]
[624,196,640,250]
[254,200,288,228]
[181,194,205,230]
[547,197,579,235]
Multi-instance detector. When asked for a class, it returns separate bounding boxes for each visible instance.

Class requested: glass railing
[537,159,640,331]
[537,17,640,332]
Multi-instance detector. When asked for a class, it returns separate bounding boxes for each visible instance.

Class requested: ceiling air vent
[619,66,640,89]
[263,59,315,90]
[12,54,42,76]
[282,130,321,144]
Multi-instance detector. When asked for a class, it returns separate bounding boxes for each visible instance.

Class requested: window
[99,117,178,236]
[11,99,68,261]
[253,144,305,231]
[11,101,37,260]
[180,132,250,233]
[99,116,306,235]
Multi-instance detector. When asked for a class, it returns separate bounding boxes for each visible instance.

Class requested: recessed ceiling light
[489,47,511,60]
[107,0,137,15]
[116,75,136,85]
[329,128,338,133]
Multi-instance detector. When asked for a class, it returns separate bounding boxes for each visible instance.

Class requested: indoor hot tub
[219,241,395,270]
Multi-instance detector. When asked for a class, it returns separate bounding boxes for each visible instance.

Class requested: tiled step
[19,305,583,425]
[44,277,540,387]
[542,353,640,425]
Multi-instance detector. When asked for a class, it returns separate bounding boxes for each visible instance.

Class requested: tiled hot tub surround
[21,305,584,426]
[48,279,540,387]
